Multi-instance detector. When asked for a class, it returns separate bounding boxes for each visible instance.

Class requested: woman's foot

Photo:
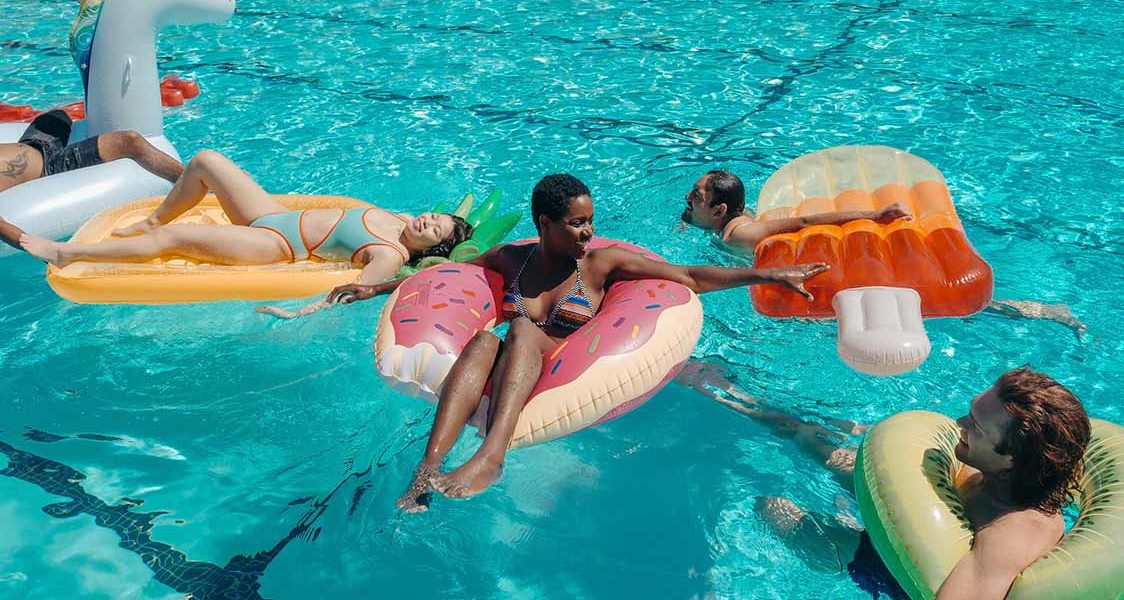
[396,464,439,513]
[433,456,503,499]
[19,234,65,265]
[112,216,160,237]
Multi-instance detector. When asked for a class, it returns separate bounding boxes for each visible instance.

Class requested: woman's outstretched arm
[327,276,407,305]
[326,244,510,305]
[591,247,829,300]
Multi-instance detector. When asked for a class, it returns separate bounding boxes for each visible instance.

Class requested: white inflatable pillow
[833,287,931,376]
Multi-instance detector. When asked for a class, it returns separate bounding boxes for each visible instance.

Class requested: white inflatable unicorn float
[0,0,235,256]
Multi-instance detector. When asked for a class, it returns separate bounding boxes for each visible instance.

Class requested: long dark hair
[413,214,473,262]
[995,367,1091,514]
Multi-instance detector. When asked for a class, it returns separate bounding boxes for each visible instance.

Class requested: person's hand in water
[768,263,830,301]
[874,203,912,224]
[327,283,379,305]
[256,299,332,320]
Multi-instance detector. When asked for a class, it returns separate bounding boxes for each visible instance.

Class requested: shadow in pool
[0,437,371,600]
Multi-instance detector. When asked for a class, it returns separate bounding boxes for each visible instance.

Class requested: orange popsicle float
[751,145,993,319]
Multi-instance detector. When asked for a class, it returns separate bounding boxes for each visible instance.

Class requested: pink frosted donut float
[374,238,704,449]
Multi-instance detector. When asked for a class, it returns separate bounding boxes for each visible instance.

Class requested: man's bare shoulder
[720,216,761,250]
[973,508,1064,572]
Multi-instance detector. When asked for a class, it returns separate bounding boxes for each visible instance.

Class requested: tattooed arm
[0,145,42,193]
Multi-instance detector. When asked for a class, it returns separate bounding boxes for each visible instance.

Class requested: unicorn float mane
[69,0,105,96]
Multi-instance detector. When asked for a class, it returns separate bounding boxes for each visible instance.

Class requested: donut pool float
[855,411,1124,600]
[374,238,704,449]
[751,145,993,318]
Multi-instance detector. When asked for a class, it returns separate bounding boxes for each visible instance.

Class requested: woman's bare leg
[21,223,290,266]
[396,331,503,513]
[433,318,554,499]
[113,150,287,236]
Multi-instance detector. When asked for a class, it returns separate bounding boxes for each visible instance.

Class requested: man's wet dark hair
[531,174,590,231]
[704,170,746,218]
[416,215,473,261]
[995,367,1091,514]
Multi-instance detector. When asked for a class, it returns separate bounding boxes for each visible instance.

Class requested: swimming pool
[1,0,1121,597]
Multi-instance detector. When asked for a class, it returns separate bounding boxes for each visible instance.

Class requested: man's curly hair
[995,367,1091,514]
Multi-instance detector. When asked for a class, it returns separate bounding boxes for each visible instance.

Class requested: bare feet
[825,447,857,477]
[19,234,65,265]
[112,216,160,238]
[396,464,438,513]
[432,456,503,499]
[875,202,912,224]
[756,496,807,536]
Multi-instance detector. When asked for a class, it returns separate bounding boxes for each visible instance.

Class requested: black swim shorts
[18,110,103,177]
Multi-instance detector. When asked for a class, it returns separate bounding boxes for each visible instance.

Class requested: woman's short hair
[531,174,590,231]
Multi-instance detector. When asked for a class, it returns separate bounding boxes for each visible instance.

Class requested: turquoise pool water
[2,0,1122,598]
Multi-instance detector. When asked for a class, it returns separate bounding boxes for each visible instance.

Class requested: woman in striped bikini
[20,150,472,285]
[332,173,830,512]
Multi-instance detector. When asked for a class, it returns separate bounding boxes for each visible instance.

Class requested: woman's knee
[464,330,500,354]
[150,227,185,252]
[187,149,226,172]
[506,317,539,341]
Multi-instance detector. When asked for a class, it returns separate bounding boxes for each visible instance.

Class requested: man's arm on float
[935,519,1043,600]
[725,203,912,251]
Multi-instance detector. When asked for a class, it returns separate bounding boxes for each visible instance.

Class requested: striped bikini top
[501,245,595,335]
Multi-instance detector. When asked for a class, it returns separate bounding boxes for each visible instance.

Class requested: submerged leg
[755,496,861,574]
[396,331,502,513]
[678,359,861,487]
[433,318,554,499]
[988,299,1087,338]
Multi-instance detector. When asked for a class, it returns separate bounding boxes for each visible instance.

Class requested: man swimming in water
[0,109,183,248]
[680,363,1091,599]
[679,170,1087,336]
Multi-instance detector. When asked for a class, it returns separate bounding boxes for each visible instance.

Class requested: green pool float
[395,188,521,277]
[855,410,1124,600]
